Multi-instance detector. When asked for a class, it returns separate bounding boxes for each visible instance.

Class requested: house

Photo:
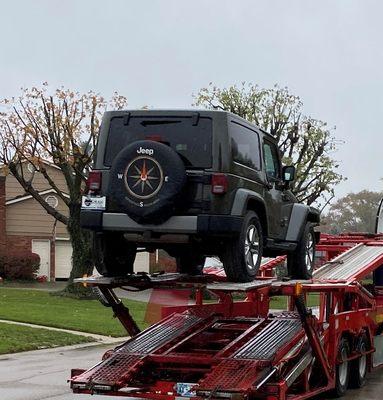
[0,161,149,280]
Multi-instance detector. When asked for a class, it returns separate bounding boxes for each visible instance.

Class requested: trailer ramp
[71,312,303,397]
[313,243,383,283]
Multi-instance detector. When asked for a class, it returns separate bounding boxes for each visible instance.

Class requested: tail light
[211,173,228,195]
[86,171,102,194]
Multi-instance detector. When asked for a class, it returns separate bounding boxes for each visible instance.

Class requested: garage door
[32,239,51,280]
[134,251,150,273]
[55,240,73,279]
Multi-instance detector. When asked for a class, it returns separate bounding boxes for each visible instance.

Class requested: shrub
[0,253,40,280]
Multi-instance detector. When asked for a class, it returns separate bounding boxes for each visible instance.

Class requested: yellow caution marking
[294,282,303,296]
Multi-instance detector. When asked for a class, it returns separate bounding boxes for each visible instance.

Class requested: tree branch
[39,165,70,206]
[9,162,68,225]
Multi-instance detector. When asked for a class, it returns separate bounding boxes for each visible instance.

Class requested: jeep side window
[263,142,281,180]
[230,122,261,170]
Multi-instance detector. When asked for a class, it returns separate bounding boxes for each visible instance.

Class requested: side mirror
[282,165,296,182]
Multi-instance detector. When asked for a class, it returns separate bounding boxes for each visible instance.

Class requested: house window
[45,195,58,209]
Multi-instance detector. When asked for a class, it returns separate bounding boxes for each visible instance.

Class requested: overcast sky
[1,0,382,199]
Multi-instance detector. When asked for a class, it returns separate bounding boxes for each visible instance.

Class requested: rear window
[104,116,212,168]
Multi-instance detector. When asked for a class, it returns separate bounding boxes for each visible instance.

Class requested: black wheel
[93,232,136,277]
[288,222,316,279]
[176,252,205,275]
[222,211,263,282]
[332,337,350,397]
[350,334,369,388]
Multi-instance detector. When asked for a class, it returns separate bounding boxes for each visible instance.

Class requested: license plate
[176,383,196,397]
[81,196,106,210]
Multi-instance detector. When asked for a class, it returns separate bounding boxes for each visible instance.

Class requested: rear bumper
[80,211,243,235]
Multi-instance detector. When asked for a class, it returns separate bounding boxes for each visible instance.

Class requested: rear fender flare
[231,189,265,215]
[231,189,268,235]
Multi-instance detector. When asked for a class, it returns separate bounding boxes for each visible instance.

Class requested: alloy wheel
[244,224,260,272]
[305,232,315,272]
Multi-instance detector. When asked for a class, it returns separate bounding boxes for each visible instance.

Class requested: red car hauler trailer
[70,236,383,400]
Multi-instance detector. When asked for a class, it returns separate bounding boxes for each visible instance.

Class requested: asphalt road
[0,343,382,400]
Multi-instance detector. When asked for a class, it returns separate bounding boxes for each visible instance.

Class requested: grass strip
[270,294,320,309]
[0,322,94,354]
[0,288,147,337]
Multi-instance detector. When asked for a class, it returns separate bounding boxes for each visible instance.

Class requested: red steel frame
[317,232,383,261]
[70,235,383,400]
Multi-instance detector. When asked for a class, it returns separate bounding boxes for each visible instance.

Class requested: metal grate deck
[233,318,302,360]
[118,312,203,354]
[197,359,262,392]
[72,313,304,394]
[72,312,205,388]
[313,244,383,282]
[206,279,275,292]
[73,354,143,387]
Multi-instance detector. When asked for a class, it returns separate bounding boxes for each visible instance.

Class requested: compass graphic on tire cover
[124,156,164,200]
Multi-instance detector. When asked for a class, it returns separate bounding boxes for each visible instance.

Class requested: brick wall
[149,250,177,273]
[6,235,32,256]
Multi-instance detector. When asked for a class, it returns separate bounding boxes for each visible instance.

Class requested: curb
[0,339,127,359]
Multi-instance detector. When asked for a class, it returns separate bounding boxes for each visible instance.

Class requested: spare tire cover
[108,140,186,224]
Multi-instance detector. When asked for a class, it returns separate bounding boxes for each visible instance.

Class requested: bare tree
[0,84,127,296]
[194,83,345,207]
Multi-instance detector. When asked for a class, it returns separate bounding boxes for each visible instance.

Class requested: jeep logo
[137,147,154,156]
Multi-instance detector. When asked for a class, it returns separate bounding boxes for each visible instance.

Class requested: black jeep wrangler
[81,110,320,282]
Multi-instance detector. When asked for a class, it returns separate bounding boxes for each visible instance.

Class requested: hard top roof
[104,109,275,140]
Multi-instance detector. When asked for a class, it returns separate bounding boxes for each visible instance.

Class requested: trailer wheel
[350,335,369,388]
[222,211,263,282]
[333,337,350,397]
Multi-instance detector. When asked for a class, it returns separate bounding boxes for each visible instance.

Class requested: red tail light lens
[211,173,228,195]
[87,171,102,193]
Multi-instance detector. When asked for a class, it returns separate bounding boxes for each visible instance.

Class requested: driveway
[0,343,119,400]
[0,343,382,400]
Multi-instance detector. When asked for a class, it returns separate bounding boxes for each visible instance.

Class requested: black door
[262,140,293,240]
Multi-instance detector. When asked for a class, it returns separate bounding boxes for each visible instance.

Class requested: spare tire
[108,140,186,224]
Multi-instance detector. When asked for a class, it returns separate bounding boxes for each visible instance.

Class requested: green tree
[321,190,382,234]
[194,83,344,207]
[0,84,127,296]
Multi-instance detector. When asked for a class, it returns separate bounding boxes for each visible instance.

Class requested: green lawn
[0,287,319,339]
[270,294,320,309]
[0,322,94,354]
[0,288,148,337]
